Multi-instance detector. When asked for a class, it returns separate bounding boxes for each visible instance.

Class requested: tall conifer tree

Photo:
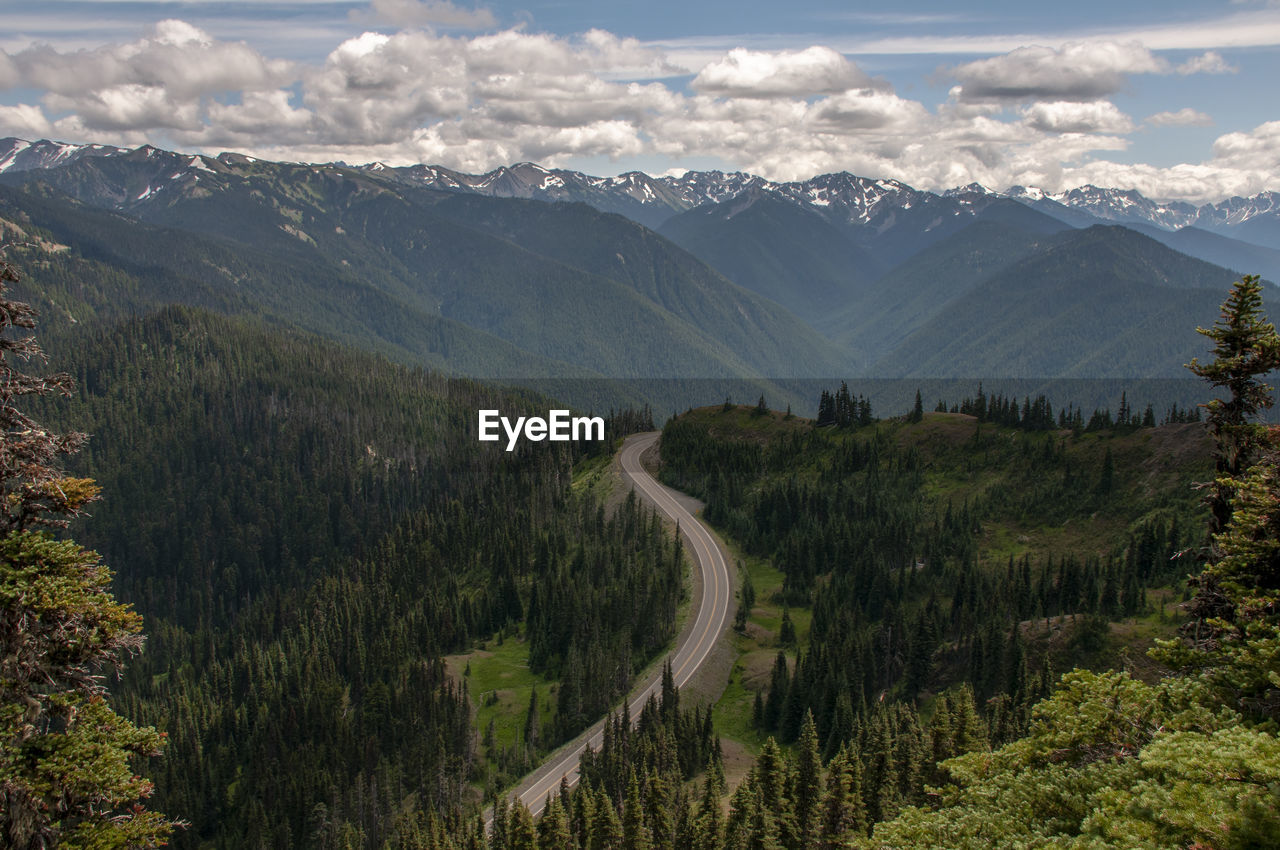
[0,262,173,848]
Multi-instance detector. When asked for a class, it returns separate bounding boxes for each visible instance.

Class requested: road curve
[486,431,732,825]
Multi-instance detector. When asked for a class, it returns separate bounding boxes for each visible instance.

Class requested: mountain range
[0,136,1275,402]
[0,140,847,386]
[4,137,1277,250]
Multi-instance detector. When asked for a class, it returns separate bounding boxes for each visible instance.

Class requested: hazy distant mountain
[815,217,1068,366]
[1119,223,1280,286]
[1002,183,1280,249]
[871,226,1242,378]
[657,189,887,322]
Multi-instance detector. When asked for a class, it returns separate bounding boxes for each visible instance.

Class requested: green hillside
[422,192,851,376]
[817,219,1059,363]
[2,152,851,381]
[651,391,1212,838]
[658,190,885,323]
[872,226,1239,377]
[26,303,680,847]
[0,183,587,378]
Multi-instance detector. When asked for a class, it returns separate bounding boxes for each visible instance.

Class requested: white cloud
[1015,121,1280,203]
[355,0,496,29]
[806,89,929,132]
[1146,108,1213,127]
[48,84,202,132]
[1056,161,1261,204]
[1021,100,1135,134]
[12,20,293,98]
[303,30,469,144]
[578,29,682,79]
[0,52,17,90]
[1176,51,1237,74]
[205,90,314,138]
[1211,120,1280,172]
[822,8,1280,54]
[950,41,1166,102]
[465,29,579,75]
[691,46,876,98]
[477,78,676,129]
[0,20,1276,203]
[0,103,55,138]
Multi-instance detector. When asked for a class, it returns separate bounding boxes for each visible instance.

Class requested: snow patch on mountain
[1,136,1276,248]
[0,138,126,174]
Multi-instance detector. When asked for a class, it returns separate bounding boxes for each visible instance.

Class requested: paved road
[485,431,732,825]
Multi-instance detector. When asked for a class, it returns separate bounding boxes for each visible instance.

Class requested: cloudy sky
[1,0,1278,201]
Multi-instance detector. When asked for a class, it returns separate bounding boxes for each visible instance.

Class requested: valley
[1,135,1275,413]
[2,134,1278,849]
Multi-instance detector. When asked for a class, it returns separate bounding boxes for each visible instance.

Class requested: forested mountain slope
[638,392,1215,843]
[0,184,583,378]
[657,190,887,323]
[31,305,681,848]
[872,226,1241,377]
[5,138,1275,384]
[1,149,850,381]
[814,219,1062,363]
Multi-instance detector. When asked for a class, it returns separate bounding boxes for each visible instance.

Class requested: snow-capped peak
[1,136,1275,244]
[943,182,1000,199]
[1004,185,1047,202]
[0,137,125,174]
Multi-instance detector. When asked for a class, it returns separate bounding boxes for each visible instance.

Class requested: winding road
[486,431,732,824]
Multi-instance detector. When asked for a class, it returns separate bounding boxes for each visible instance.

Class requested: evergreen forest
[3,250,1279,849]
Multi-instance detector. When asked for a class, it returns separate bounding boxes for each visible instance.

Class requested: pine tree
[947,684,987,754]
[763,652,788,731]
[735,563,756,632]
[674,796,697,850]
[816,391,835,427]
[571,781,596,848]
[752,738,788,814]
[1163,275,1280,720]
[863,712,898,824]
[779,608,796,646]
[524,687,541,754]
[724,780,754,850]
[621,771,652,850]
[818,744,867,849]
[744,786,783,850]
[660,661,679,724]
[1097,447,1114,497]
[537,795,573,850]
[0,262,173,848]
[1182,275,1280,663]
[492,795,510,850]
[927,695,955,780]
[695,756,724,850]
[650,772,678,850]
[792,711,822,848]
[835,383,853,428]
[589,787,623,850]
[1186,274,1280,540]
[508,799,538,850]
